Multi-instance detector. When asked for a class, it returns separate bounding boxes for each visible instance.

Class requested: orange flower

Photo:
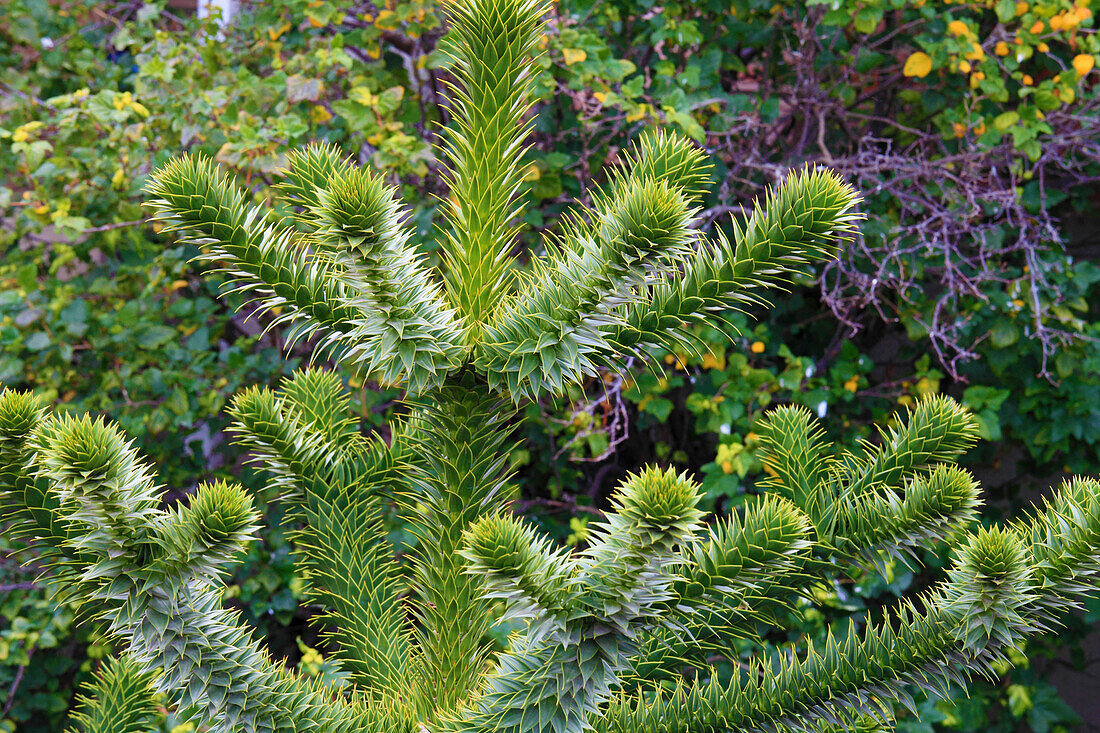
[1074,53,1095,75]
[995,41,1010,56]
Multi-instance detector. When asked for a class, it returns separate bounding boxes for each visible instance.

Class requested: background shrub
[1,0,1097,729]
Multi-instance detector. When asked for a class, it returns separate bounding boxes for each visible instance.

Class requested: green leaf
[286,75,324,104]
[136,325,176,349]
[16,263,37,291]
[26,332,51,351]
[1007,684,1032,718]
[854,7,883,33]
[996,0,1017,21]
[994,110,1020,132]
[990,320,1018,348]
[60,300,89,337]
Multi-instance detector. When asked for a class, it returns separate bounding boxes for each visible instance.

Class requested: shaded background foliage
[0,0,1098,730]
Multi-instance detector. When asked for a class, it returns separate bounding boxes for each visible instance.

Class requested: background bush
[1,0,1098,730]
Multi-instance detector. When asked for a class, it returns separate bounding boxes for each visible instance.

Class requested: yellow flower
[1037,42,1049,53]
[965,43,985,61]
[11,121,44,143]
[844,376,860,393]
[974,121,987,134]
[1029,20,1044,33]
[958,60,972,74]
[952,121,967,137]
[750,340,766,354]
[1074,53,1095,76]
[562,48,587,65]
[995,41,1010,56]
[903,51,934,78]
[1022,74,1034,85]
[1050,13,1064,30]
[948,20,970,36]
[701,350,726,371]
[1015,0,1028,14]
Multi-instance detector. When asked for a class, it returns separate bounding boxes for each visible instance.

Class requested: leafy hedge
[1,0,1098,730]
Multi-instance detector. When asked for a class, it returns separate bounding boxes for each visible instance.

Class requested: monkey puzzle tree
[2,0,1100,731]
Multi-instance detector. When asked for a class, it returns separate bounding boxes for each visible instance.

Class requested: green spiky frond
[436,0,549,327]
[145,154,464,395]
[472,133,711,399]
[756,396,982,570]
[275,143,354,228]
[227,370,414,700]
[66,655,159,733]
[474,177,697,399]
[451,468,705,733]
[0,389,408,733]
[594,516,1083,733]
[617,129,714,205]
[609,167,862,356]
[401,385,521,720]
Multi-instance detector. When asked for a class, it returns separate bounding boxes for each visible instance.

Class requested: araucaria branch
[2,0,1099,731]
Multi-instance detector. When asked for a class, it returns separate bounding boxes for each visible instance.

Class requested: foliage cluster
[0,0,1098,730]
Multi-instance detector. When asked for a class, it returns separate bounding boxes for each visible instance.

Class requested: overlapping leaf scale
[450,632,634,733]
[0,389,81,577]
[619,130,714,206]
[461,512,576,633]
[275,143,355,229]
